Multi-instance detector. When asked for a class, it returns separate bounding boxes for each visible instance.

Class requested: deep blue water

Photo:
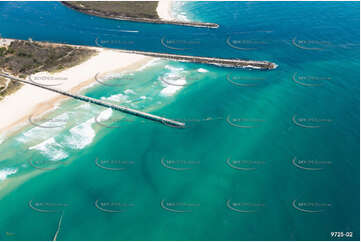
[0,1,359,241]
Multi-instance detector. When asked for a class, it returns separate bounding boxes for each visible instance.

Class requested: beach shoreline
[0,47,154,139]
[0,0,185,140]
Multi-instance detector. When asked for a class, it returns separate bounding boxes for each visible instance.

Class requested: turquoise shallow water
[0,1,359,241]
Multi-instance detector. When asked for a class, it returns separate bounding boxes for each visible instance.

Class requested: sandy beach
[0,0,175,138]
[0,48,153,137]
[157,0,173,20]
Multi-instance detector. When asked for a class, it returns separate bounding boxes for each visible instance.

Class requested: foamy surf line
[0,47,155,139]
[172,1,190,22]
[157,1,191,22]
[159,64,188,96]
[62,118,96,150]
[29,137,68,161]
[0,168,17,181]
[25,107,115,163]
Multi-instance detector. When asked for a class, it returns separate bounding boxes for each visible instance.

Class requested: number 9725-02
[330,232,353,238]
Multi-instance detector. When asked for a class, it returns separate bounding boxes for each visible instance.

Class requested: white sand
[157,0,173,20]
[0,48,153,136]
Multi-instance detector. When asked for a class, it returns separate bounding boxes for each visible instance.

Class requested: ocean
[0,1,359,240]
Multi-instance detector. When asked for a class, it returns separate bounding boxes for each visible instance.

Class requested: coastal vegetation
[64,1,159,19]
[62,1,219,28]
[0,40,96,99]
[0,76,22,100]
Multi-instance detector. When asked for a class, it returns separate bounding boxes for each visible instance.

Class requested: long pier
[0,73,185,128]
[3,38,277,71]
[105,48,277,70]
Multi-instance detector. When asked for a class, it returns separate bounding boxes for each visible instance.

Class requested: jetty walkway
[0,73,185,128]
[113,49,277,70]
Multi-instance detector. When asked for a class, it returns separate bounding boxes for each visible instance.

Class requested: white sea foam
[160,86,182,96]
[136,58,162,72]
[0,135,4,145]
[140,96,147,100]
[17,113,69,143]
[101,93,128,103]
[79,81,97,91]
[243,65,262,69]
[62,118,96,150]
[117,29,139,33]
[75,103,91,110]
[165,65,184,72]
[29,137,68,161]
[172,2,190,21]
[0,168,17,181]
[177,12,189,21]
[29,71,63,86]
[103,72,134,80]
[97,108,113,122]
[163,74,187,86]
[124,89,136,95]
[41,113,69,127]
[197,68,209,73]
[19,127,49,143]
[160,65,187,96]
